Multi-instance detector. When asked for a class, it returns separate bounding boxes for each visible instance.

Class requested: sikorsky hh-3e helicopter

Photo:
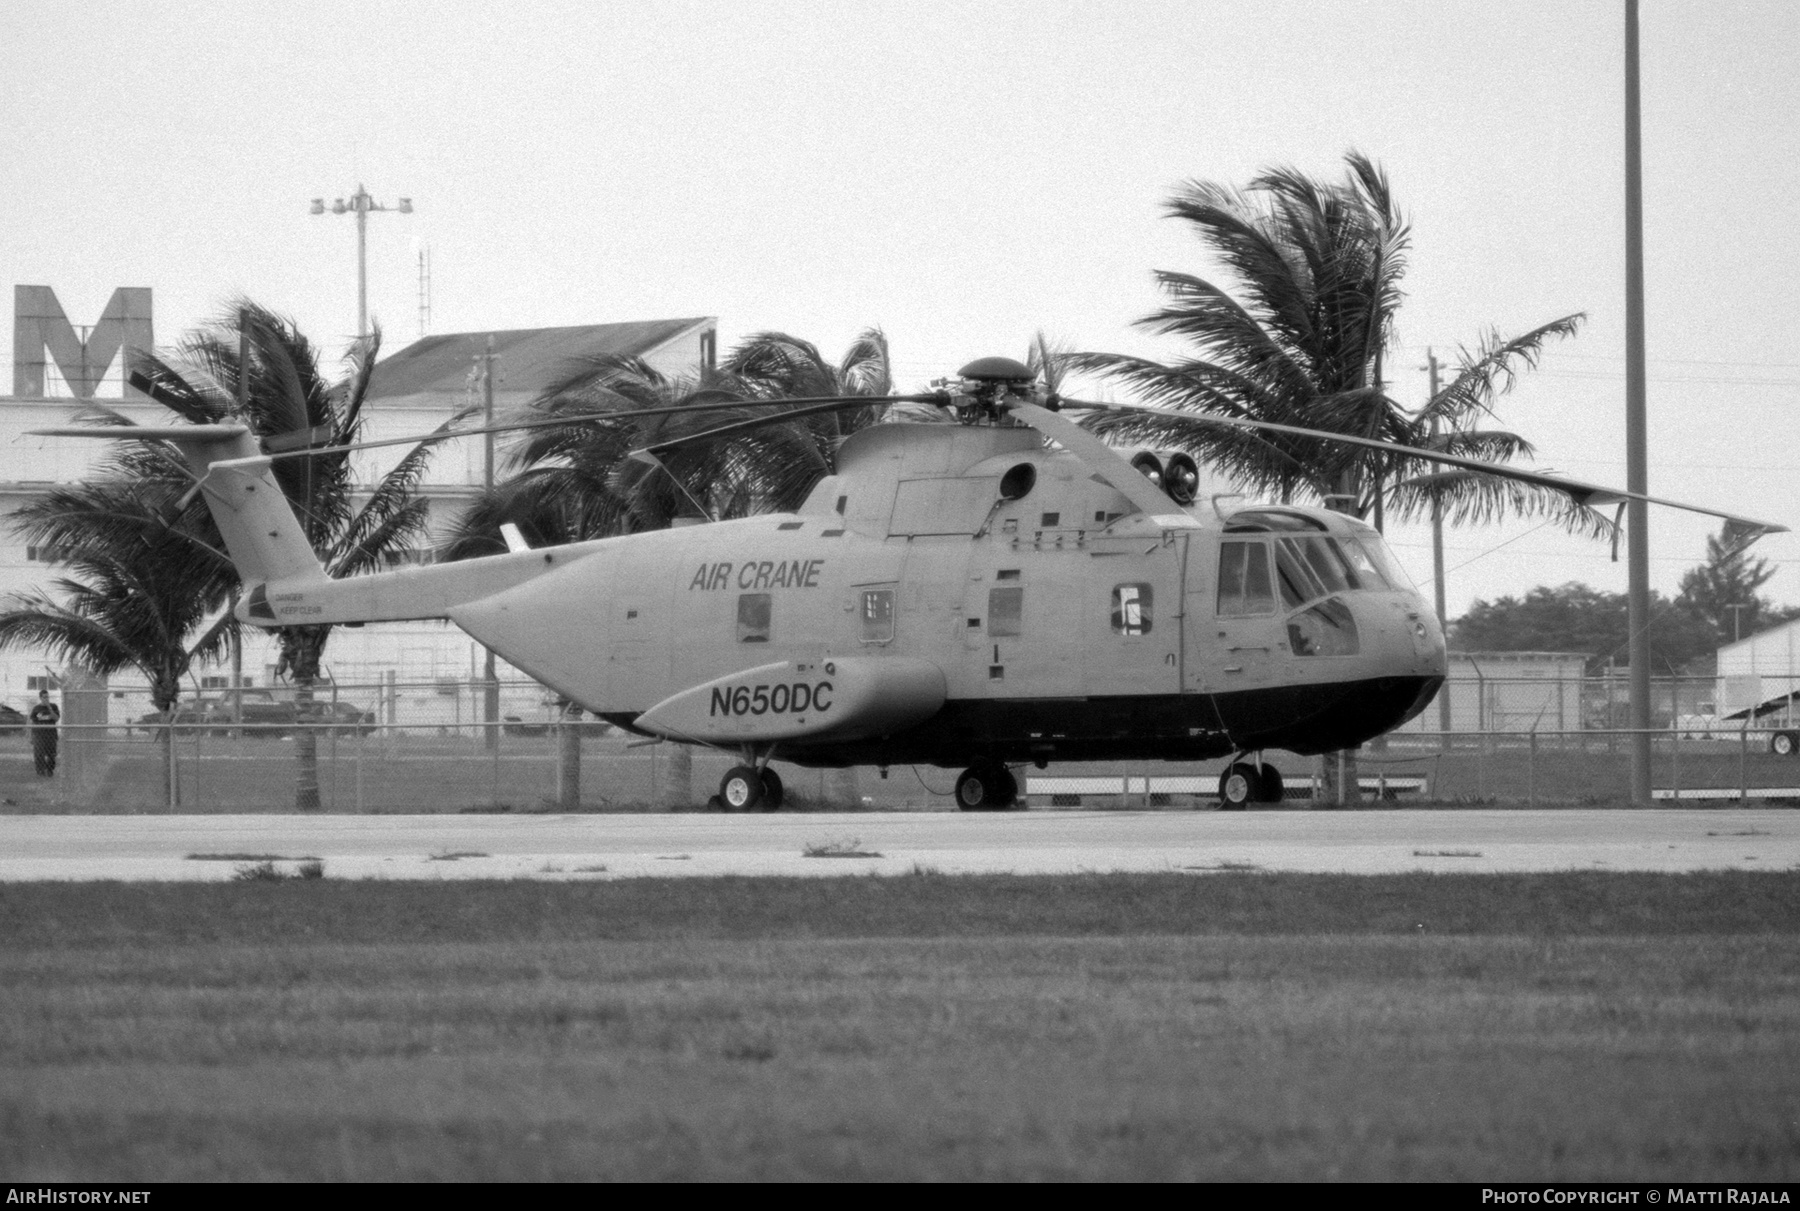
[35,356,1786,811]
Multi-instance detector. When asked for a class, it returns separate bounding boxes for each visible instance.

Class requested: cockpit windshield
[1274,534,1408,609]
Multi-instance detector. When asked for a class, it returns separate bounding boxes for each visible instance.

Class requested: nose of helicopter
[1359,592,1448,679]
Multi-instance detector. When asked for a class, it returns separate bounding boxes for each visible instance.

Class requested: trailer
[1720,690,1800,755]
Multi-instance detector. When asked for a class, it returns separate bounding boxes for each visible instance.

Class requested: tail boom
[31,423,578,629]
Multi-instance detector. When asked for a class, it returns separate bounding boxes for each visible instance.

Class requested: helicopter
[34,356,1787,811]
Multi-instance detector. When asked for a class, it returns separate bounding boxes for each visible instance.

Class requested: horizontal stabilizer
[636,657,946,745]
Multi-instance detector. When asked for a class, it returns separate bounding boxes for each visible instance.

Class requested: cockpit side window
[1217,541,1275,616]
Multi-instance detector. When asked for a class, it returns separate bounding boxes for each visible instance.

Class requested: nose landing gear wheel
[955,762,1018,811]
[758,768,784,811]
[720,765,764,811]
[1218,762,1263,810]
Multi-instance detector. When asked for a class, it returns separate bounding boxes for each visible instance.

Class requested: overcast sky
[4,0,1797,624]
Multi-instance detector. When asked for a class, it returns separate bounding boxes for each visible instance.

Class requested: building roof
[365,318,714,407]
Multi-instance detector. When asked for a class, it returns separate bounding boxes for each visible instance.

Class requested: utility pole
[481,337,500,752]
[1625,0,1653,804]
[1728,602,1749,645]
[1422,348,1451,744]
[231,311,248,733]
[417,245,432,340]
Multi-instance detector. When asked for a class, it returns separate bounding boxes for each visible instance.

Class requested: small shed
[1400,650,1590,734]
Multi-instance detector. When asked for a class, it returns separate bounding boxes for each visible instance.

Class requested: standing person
[29,689,60,777]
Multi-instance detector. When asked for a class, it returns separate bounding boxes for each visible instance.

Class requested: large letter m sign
[13,285,153,398]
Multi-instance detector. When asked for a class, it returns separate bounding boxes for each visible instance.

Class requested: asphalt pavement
[2,808,1796,881]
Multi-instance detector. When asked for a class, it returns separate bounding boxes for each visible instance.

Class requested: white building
[0,283,716,723]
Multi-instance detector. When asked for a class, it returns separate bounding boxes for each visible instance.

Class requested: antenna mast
[417,245,432,340]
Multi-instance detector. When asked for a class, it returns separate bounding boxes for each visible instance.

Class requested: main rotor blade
[626,395,948,464]
[38,392,949,467]
[1055,399,1789,537]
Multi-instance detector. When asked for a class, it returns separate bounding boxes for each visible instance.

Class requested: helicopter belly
[635,657,945,745]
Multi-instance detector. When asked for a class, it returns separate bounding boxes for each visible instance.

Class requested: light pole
[310,185,413,340]
[1420,347,1452,746]
[1624,0,1652,804]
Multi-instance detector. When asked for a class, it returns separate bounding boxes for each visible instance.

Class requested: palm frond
[1420,314,1585,427]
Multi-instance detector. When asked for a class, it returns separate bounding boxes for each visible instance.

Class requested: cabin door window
[859,587,896,644]
[1111,584,1153,636]
[737,593,772,642]
[987,587,1024,637]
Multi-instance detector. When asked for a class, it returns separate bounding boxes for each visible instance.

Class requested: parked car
[0,704,24,734]
[296,699,377,735]
[1675,702,1723,741]
[134,701,229,735]
[136,691,299,737]
[216,690,299,736]
[502,714,548,737]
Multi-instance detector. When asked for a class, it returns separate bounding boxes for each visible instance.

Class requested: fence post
[1740,723,1749,803]
[165,720,177,812]
[1528,729,1536,808]
[1670,724,1679,803]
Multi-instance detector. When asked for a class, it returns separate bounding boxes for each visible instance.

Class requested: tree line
[1452,529,1799,676]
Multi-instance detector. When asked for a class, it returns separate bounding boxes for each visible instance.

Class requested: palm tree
[127,302,452,810]
[443,355,758,554]
[1071,153,1592,802]
[725,328,898,425]
[1070,152,1595,535]
[447,335,898,807]
[0,478,236,804]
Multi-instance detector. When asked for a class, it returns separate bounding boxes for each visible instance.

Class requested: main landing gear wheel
[720,765,764,811]
[955,762,1018,811]
[758,768,784,811]
[1218,762,1263,811]
[1258,766,1284,803]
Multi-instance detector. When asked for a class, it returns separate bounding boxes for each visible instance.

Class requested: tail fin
[29,424,327,587]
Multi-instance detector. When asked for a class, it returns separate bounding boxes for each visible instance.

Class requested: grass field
[4,872,1799,1181]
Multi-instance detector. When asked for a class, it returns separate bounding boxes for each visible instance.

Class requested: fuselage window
[737,593,771,642]
[1217,541,1275,616]
[988,587,1023,637]
[1112,583,1153,635]
[860,588,895,643]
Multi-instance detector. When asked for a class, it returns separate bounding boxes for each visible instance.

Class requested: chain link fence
[7,675,1796,812]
